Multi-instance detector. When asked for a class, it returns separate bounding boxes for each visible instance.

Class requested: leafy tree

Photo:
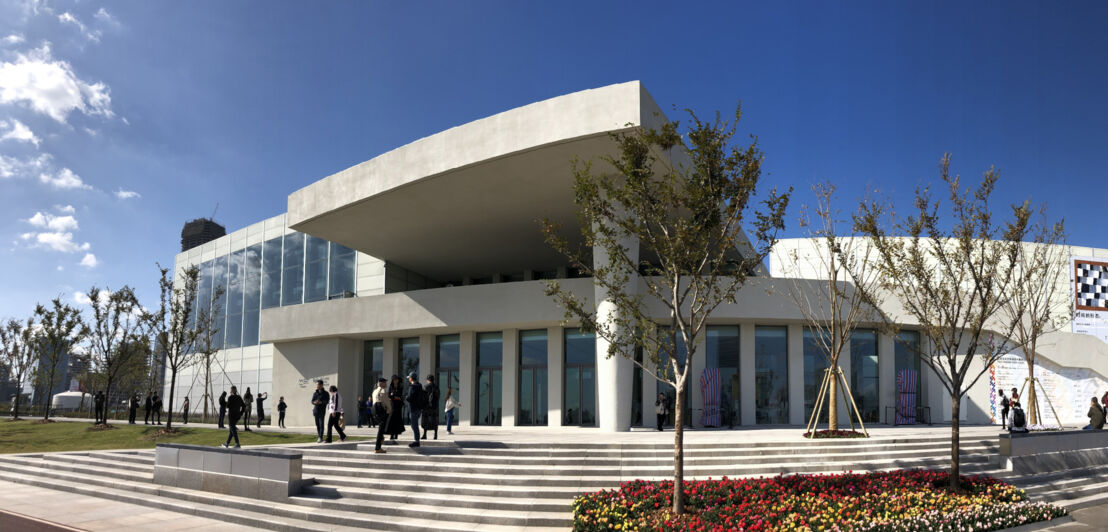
[0,317,36,419]
[853,155,1031,492]
[32,297,87,421]
[84,286,146,426]
[148,264,204,431]
[543,106,789,514]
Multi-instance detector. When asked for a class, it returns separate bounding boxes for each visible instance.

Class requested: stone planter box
[998,430,1108,474]
[154,443,304,502]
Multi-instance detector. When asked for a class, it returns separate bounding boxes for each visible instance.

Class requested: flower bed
[572,470,1067,531]
[803,429,867,439]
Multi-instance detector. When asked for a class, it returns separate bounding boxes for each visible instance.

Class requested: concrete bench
[998,430,1108,474]
[154,443,304,502]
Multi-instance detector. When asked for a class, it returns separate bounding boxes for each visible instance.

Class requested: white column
[547,327,564,427]
[418,335,434,382]
[382,337,399,379]
[502,329,519,426]
[459,331,476,426]
[593,233,638,432]
[879,333,895,424]
[788,323,805,426]
[642,364,657,429]
[689,334,707,428]
[740,322,756,426]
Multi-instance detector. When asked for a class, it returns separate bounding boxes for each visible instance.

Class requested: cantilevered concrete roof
[287,81,669,281]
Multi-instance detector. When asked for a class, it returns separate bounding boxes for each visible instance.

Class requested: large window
[707,325,740,427]
[564,328,596,426]
[518,329,547,426]
[281,233,304,306]
[850,330,879,423]
[475,332,502,426]
[803,329,830,422]
[304,236,329,303]
[242,244,261,347]
[261,236,282,309]
[328,244,356,299]
[895,330,922,421]
[436,335,460,425]
[210,255,228,349]
[755,326,789,424]
[363,340,383,401]
[224,249,245,349]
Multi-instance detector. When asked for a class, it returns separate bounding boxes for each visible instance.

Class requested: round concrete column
[593,232,638,432]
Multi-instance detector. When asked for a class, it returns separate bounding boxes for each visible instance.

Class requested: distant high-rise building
[181,218,226,252]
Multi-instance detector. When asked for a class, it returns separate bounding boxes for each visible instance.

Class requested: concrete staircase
[0,433,1092,531]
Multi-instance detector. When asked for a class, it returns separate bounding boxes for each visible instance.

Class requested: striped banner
[701,368,721,427]
[896,369,918,425]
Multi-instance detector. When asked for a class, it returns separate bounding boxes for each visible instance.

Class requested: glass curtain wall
[850,329,879,422]
[802,329,830,421]
[436,335,460,424]
[281,233,304,306]
[363,340,383,401]
[475,332,503,426]
[261,237,282,309]
[706,325,740,427]
[895,330,922,421]
[242,245,261,346]
[755,326,789,424]
[210,256,228,348]
[563,328,596,426]
[304,236,328,303]
[224,250,244,349]
[518,329,548,426]
[328,244,355,298]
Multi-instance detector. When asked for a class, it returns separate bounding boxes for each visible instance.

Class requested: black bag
[1001,397,1010,409]
[1012,407,1026,428]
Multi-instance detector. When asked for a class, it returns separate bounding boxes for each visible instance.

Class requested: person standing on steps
[372,378,390,453]
[999,390,1010,430]
[218,391,227,429]
[325,385,347,443]
[242,388,253,432]
[1084,396,1105,430]
[421,375,439,441]
[356,395,366,429]
[255,392,268,428]
[277,396,287,428]
[152,393,163,425]
[406,373,424,448]
[444,387,459,435]
[311,380,329,443]
[655,392,668,432]
[128,393,138,425]
[386,375,405,445]
[181,396,190,425]
[144,391,153,425]
[221,386,244,449]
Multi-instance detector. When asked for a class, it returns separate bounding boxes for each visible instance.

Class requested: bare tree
[778,182,883,434]
[543,107,789,514]
[33,298,87,421]
[997,212,1069,426]
[194,283,225,423]
[147,264,204,431]
[85,286,146,426]
[853,155,1032,492]
[0,317,36,419]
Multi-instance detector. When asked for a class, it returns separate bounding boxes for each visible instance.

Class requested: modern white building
[167,81,1108,431]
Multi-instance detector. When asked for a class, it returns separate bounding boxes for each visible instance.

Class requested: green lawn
[0,419,343,454]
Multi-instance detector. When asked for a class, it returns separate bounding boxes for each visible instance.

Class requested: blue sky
[0,1,1105,319]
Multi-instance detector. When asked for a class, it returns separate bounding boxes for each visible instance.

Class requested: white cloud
[0,118,41,146]
[54,204,74,214]
[74,290,111,306]
[114,188,139,199]
[39,167,91,189]
[3,34,25,45]
[79,252,98,268]
[30,231,89,253]
[0,43,114,123]
[27,210,78,231]
[93,8,120,28]
[56,265,63,271]
[0,152,51,179]
[83,127,97,136]
[58,12,101,43]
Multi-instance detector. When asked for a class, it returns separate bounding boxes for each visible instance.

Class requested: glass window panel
[477,370,490,425]
[520,368,533,425]
[281,233,304,306]
[304,236,328,303]
[580,367,595,426]
[564,367,579,425]
[564,328,595,366]
[400,338,420,379]
[707,325,740,426]
[363,340,383,400]
[851,330,879,423]
[755,326,789,424]
[895,330,921,421]
[224,250,244,349]
[535,368,547,425]
[520,329,547,366]
[436,335,460,368]
[244,245,261,310]
[211,256,228,349]
[803,329,830,421]
[328,243,355,299]
[261,237,282,309]
[477,332,502,367]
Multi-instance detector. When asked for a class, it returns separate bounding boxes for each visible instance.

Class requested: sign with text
[1072,256,1108,345]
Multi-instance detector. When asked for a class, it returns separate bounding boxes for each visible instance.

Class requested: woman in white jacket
[444,387,460,435]
[325,385,347,443]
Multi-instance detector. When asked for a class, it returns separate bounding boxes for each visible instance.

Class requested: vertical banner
[1071,256,1108,344]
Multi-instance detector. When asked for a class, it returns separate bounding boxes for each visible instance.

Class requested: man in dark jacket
[128,393,138,424]
[406,373,423,448]
[1085,397,1105,430]
[93,391,105,425]
[242,388,253,432]
[143,392,153,425]
[311,380,329,443]
[152,393,163,425]
[221,386,244,448]
[218,391,227,429]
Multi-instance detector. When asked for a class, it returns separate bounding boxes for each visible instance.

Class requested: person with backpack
[998,390,1010,429]
[406,373,424,448]
[1085,396,1105,430]
[421,375,440,441]
[1008,400,1029,433]
[444,387,459,435]
[221,386,244,449]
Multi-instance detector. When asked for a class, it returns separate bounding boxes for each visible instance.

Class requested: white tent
[51,391,89,411]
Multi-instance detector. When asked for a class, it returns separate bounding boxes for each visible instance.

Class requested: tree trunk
[1026,340,1038,426]
[11,388,20,420]
[828,363,839,431]
[42,367,56,421]
[672,379,686,515]
[949,396,961,493]
[166,370,176,430]
[103,380,113,426]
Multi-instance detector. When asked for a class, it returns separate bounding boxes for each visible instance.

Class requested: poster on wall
[988,351,1108,426]
[1072,256,1108,345]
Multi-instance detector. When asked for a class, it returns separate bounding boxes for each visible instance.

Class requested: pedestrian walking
[242,388,254,432]
[421,375,439,441]
[356,395,366,428]
[999,390,1010,430]
[181,396,190,424]
[367,394,377,428]
[93,390,105,425]
[372,378,389,453]
[277,396,286,428]
[152,393,163,425]
[444,387,459,435]
[218,391,227,429]
[325,385,347,443]
[221,386,244,449]
[128,393,138,424]
[143,391,153,425]
[1085,396,1105,430]
[406,373,424,448]
[311,380,329,443]
[386,375,405,444]
[256,392,267,428]
[655,392,668,431]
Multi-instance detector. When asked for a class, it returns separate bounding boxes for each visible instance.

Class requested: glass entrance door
[474,332,502,426]
[436,335,460,425]
[518,329,548,426]
[564,328,596,426]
